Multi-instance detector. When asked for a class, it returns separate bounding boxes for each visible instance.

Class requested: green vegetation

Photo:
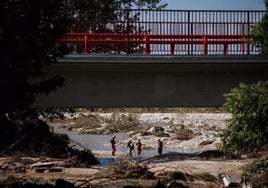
[0,0,70,117]
[220,81,268,187]
[0,0,167,159]
[66,0,166,33]
[0,0,71,152]
[220,81,268,154]
[65,0,167,53]
[248,0,268,57]
[0,0,167,119]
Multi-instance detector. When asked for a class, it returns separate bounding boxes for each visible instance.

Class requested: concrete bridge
[32,9,268,108]
[33,55,268,108]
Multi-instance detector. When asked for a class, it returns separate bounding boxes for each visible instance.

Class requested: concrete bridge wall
[33,55,268,108]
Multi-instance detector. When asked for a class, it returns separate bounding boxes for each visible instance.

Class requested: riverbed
[47,112,230,167]
[49,123,160,166]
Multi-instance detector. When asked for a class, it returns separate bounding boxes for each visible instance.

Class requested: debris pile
[29,161,65,173]
[0,116,99,167]
[175,127,196,141]
[0,176,78,188]
[94,156,155,180]
[105,113,142,134]
[64,114,102,133]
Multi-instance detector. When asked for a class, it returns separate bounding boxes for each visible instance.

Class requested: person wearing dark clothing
[158,139,163,155]
[136,139,142,155]
[110,136,116,156]
[127,139,135,156]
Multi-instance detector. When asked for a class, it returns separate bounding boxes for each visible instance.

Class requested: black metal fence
[68,9,265,55]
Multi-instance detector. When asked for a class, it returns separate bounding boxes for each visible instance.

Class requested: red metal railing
[58,33,250,55]
[60,9,265,55]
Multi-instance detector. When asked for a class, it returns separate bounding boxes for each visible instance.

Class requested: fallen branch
[0,135,27,155]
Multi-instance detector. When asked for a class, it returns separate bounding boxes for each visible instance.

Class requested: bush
[248,1,268,57]
[220,81,268,154]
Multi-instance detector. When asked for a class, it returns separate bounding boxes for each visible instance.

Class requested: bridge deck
[56,55,268,72]
[58,54,267,63]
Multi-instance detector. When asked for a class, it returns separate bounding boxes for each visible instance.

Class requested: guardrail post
[223,44,228,55]
[170,43,175,55]
[203,36,207,55]
[116,46,121,54]
[144,35,150,54]
[247,12,251,55]
[84,34,89,54]
[247,37,250,55]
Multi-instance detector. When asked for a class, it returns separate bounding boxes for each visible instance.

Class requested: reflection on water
[97,158,116,167]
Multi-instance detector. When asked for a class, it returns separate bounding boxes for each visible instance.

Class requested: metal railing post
[223,44,228,55]
[203,36,208,55]
[144,35,150,54]
[84,34,89,54]
[247,11,250,55]
[170,43,175,55]
[59,9,264,55]
[187,11,191,55]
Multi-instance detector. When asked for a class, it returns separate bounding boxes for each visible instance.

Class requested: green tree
[0,0,70,118]
[63,0,119,32]
[64,0,167,53]
[0,2,100,165]
[65,0,166,33]
[249,0,268,56]
[220,81,268,154]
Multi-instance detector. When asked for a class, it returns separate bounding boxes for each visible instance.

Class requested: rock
[74,181,91,188]
[149,126,165,134]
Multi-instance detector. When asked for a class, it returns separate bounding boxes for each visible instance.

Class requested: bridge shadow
[142,150,225,164]
[93,150,225,167]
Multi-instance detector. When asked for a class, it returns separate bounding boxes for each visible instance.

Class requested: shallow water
[49,123,157,166]
[50,123,123,150]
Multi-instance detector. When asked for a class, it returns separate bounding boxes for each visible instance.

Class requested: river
[49,123,158,166]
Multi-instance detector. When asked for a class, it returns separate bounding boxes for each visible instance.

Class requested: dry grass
[175,128,197,140]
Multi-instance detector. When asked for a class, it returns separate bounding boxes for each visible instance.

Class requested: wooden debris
[29,161,65,173]
[93,155,155,180]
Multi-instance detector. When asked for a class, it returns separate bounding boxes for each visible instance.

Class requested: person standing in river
[110,135,116,156]
[136,138,142,156]
[127,139,135,157]
[158,139,163,155]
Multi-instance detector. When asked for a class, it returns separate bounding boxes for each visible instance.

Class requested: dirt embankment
[0,152,255,188]
[0,113,100,187]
